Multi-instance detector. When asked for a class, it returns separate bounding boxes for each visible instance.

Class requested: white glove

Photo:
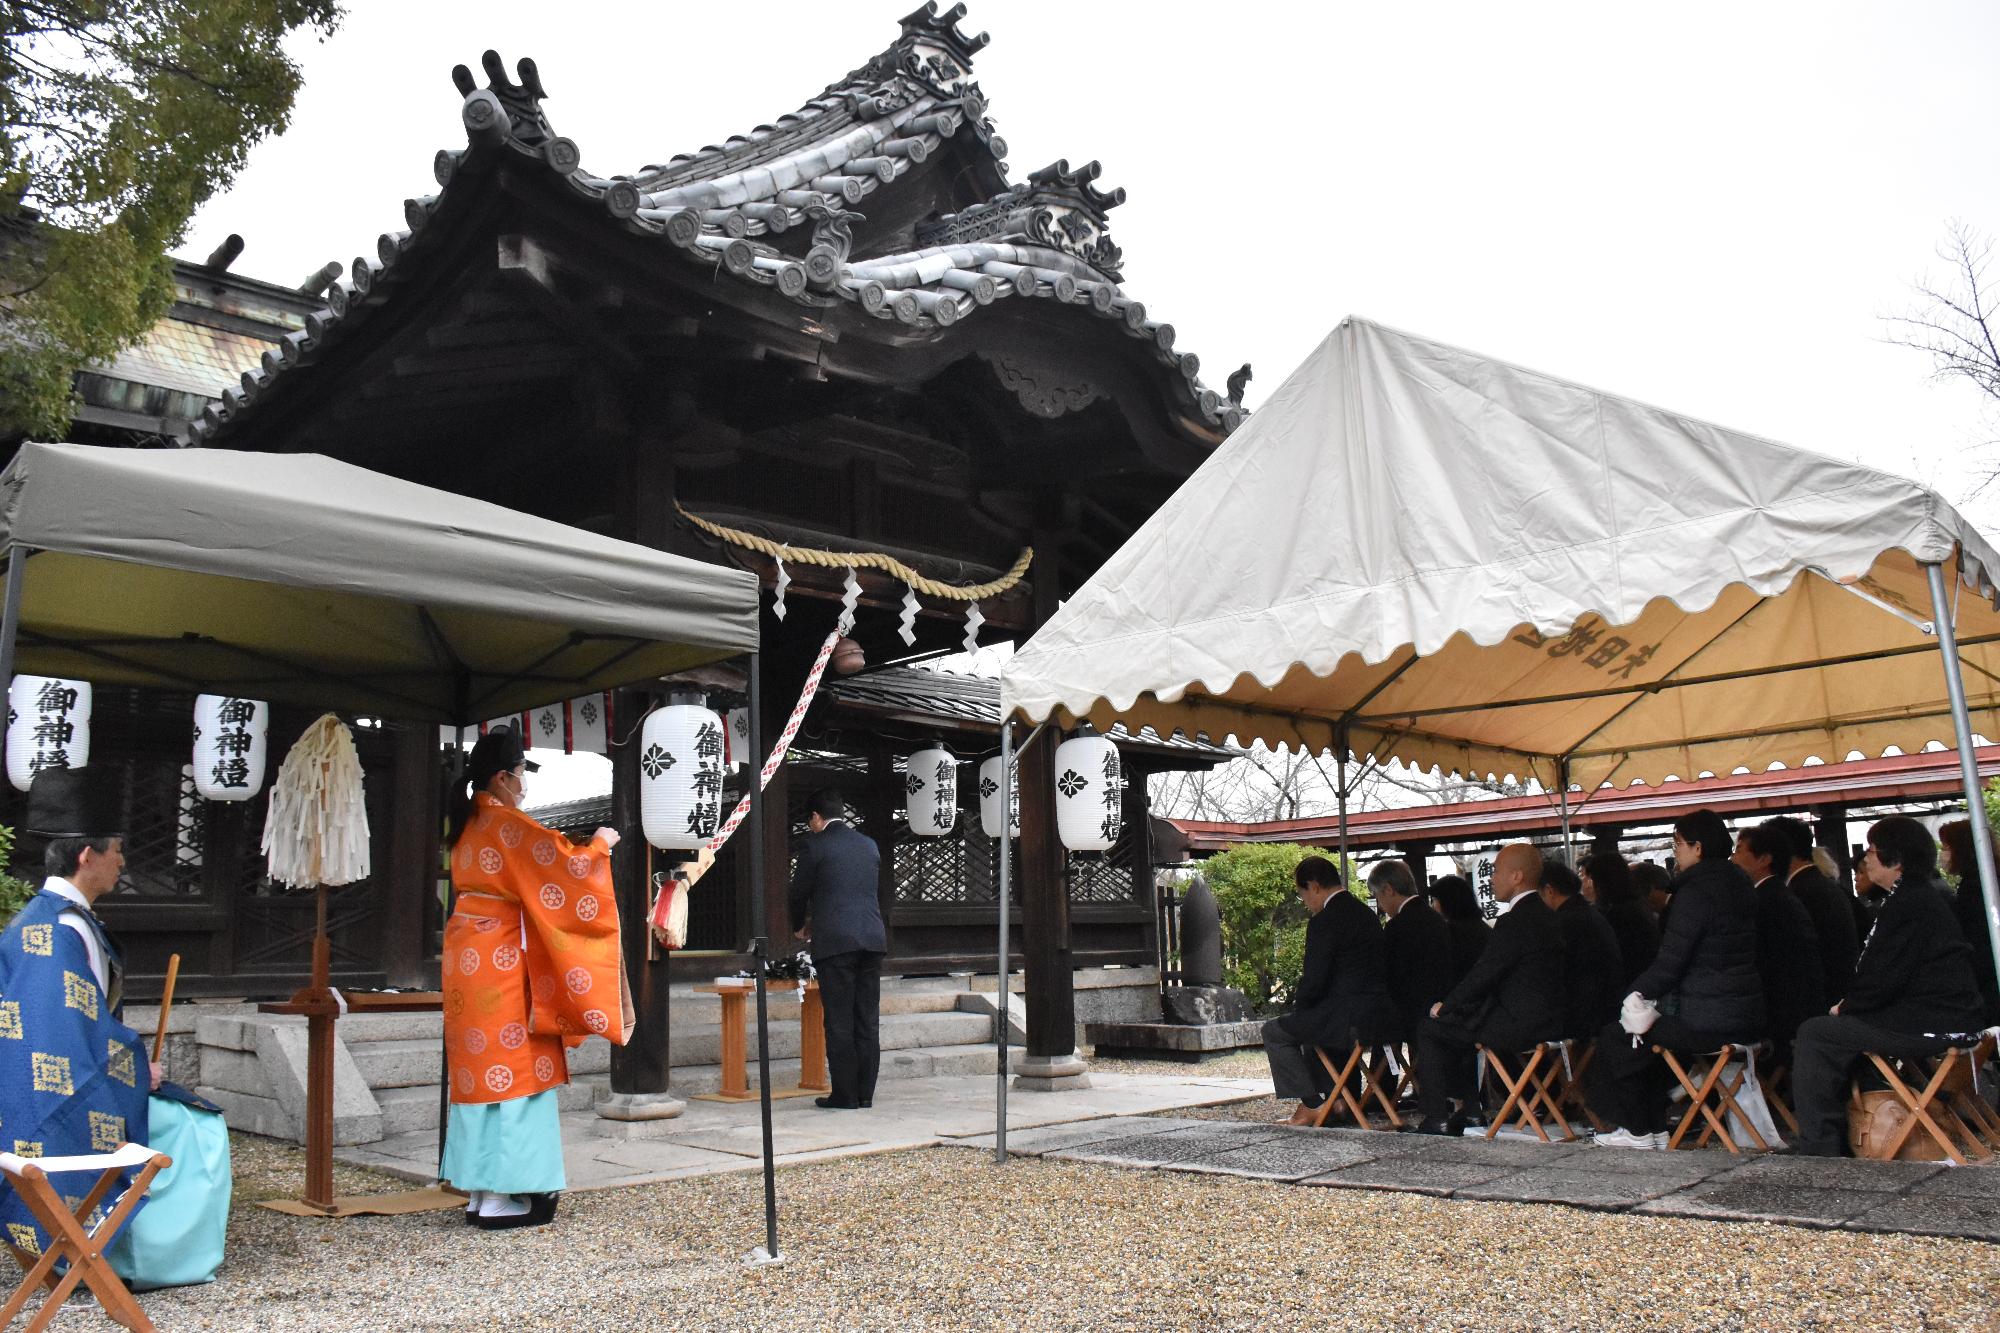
[1620,991,1659,1036]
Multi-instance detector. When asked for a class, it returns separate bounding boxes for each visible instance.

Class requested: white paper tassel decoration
[640,703,725,850]
[1054,732,1122,852]
[905,747,958,837]
[192,694,269,801]
[6,675,91,793]
[898,585,920,646]
[977,755,1019,838]
[261,713,372,888]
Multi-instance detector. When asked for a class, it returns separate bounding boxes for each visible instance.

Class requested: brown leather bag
[1847,1087,1950,1161]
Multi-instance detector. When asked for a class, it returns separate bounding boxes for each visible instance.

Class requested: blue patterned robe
[0,890,150,1258]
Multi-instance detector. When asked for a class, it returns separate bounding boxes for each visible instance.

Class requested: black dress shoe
[815,1096,859,1109]
[860,1100,872,1109]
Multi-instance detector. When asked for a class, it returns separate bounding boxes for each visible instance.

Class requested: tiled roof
[103,315,277,398]
[190,3,1244,446]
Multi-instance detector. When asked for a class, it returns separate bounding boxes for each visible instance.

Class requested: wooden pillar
[607,685,672,1097]
[759,676,793,949]
[1812,802,1851,890]
[380,721,439,989]
[862,745,898,958]
[1017,725,1076,1059]
[1393,839,1434,888]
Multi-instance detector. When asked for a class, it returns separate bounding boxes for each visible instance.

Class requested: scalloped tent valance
[1001,317,2000,792]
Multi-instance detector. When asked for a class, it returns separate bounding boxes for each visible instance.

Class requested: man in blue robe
[0,768,229,1288]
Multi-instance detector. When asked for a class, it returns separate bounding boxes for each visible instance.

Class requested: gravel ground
[119,1127,1998,1332]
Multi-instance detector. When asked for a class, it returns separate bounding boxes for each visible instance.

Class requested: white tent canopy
[1002,318,2000,793]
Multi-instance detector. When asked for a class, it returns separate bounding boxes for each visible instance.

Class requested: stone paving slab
[664,1125,868,1159]
[1636,1179,1890,1229]
[1301,1157,1520,1196]
[1717,1154,1944,1192]
[1164,1134,1379,1182]
[1368,1132,1589,1169]
[1552,1146,1735,1187]
[1050,1123,1290,1168]
[945,1116,1196,1157]
[1847,1192,2000,1242]
[1911,1166,2000,1199]
[1456,1166,1699,1210]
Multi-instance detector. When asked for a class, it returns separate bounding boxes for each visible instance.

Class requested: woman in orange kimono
[440,728,633,1229]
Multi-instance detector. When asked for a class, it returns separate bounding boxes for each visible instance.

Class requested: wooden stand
[691,980,829,1103]
[256,885,442,1213]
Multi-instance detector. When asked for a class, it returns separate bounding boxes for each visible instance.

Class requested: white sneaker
[1593,1127,1659,1150]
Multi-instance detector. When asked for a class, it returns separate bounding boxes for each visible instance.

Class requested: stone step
[573,1040,1000,1101]
[347,1011,993,1094]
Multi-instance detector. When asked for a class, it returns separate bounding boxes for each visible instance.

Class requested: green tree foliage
[0,822,39,924]
[1200,842,1360,1012]
[0,1,342,437]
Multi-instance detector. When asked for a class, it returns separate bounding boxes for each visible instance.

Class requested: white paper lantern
[905,747,958,837]
[640,703,726,850]
[725,708,750,770]
[1054,733,1122,852]
[192,694,269,801]
[977,756,1019,838]
[6,675,91,793]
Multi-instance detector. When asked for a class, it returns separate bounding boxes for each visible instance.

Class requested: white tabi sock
[464,1190,484,1214]
[476,1192,531,1219]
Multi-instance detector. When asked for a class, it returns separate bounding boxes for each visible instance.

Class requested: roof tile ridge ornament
[897,2,991,67]
[453,50,583,178]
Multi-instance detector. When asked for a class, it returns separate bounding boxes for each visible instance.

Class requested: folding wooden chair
[1477,1041,1575,1143]
[1948,1035,2000,1153]
[1862,1043,1995,1165]
[1655,1043,1768,1153]
[1310,1042,1404,1129]
[1763,1060,1800,1137]
[1547,1039,1606,1134]
[0,1141,168,1332]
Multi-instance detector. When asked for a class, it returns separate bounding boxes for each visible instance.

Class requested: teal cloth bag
[108,1097,231,1290]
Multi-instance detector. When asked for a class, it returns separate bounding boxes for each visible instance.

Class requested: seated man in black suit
[1414,842,1565,1135]
[1369,859,1452,1044]
[1764,815,1858,1006]
[788,787,888,1110]
[1541,861,1623,1041]
[1261,856,1395,1126]
[1790,816,1986,1156]
[1734,820,1827,1062]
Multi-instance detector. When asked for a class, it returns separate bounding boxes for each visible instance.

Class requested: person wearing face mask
[440,728,633,1229]
[1787,816,1985,1157]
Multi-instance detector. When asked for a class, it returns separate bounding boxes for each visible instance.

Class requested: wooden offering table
[691,979,829,1103]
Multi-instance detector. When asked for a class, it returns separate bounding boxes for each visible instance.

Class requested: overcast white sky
[188,2,2000,803]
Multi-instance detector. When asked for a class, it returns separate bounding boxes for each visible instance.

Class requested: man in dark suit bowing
[1261,856,1395,1126]
[788,788,887,1109]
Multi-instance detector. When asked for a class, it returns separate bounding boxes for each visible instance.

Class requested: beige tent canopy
[0,442,760,721]
[1000,317,2000,959]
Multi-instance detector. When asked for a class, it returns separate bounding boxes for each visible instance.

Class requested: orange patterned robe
[442,794,634,1104]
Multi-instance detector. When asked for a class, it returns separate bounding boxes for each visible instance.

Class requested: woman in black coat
[1428,874,1491,993]
[1581,850,1660,986]
[1585,809,1766,1145]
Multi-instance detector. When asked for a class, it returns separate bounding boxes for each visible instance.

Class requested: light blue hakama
[439,1090,566,1195]
[107,1097,232,1290]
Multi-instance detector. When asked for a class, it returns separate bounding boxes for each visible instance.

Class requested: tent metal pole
[1923,561,2000,984]
[746,651,781,1263]
[1558,758,1573,865]
[0,547,30,694]
[1335,727,1352,882]
[995,718,1012,1164]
